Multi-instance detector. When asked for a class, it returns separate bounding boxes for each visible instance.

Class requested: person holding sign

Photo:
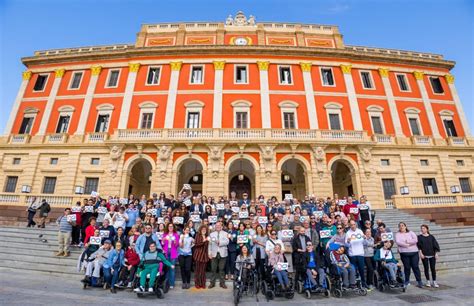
[208,222,230,289]
[225,222,238,281]
[252,225,267,279]
[292,227,311,286]
[363,228,376,290]
[56,208,75,257]
[71,201,83,247]
[162,224,180,289]
[236,222,250,251]
[235,245,255,280]
[345,220,367,288]
[83,240,113,286]
[103,240,125,293]
[342,197,360,222]
[268,244,290,290]
[99,219,116,244]
[178,227,195,289]
[395,222,423,288]
[265,230,285,256]
[135,225,161,260]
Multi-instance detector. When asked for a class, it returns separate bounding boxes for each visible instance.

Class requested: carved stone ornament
[109,145,123,178]
[209,145,222,161]
[360,147,372,162]
[158,145,172,174]
[314,146,325,161]
[226,11,256,26]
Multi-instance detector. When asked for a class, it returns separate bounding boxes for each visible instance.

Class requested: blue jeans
[274,270,289,287]
[349,255,366,286]
[104,266,121,287]
[167,258,177,287]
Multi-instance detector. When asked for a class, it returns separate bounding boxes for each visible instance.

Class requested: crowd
[36,187,441,296]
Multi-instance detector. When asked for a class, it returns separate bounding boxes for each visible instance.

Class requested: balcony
[87,132,108,143]
[447,136,466,146]
[411,135,432,145]
[9,134,30,144]
[392,193,474,208]
[46,133,68,144]
[372,134,394,144]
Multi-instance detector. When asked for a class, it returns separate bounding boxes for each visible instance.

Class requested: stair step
[0,252,78,265]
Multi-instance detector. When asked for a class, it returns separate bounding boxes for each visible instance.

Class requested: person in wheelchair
[134,242,175,293]
[305,242,326,290]
[81,239,113,286]
[235,245,255,280]
[329,243,356,289]
[268,244,290,290]
[375,240,404,287]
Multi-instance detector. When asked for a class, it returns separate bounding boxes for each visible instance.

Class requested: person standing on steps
[208,221,229,289]
[26,196,40,227]
[37,199,51,228]
[56,208,75,257]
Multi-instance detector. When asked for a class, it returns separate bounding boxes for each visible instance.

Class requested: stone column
[37,69,65,135]
[75,65,102,135]
[164,61,182,128]
[300,62,318,129]
[212,61,225,128]
[257,61,271,128]
[445,74,471,136]
[378,68,403,137]
[413,71,440,138]
[340,64,363,130]
[4,71,31,135]
[118,63,140,129]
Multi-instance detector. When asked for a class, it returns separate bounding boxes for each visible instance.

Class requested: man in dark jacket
[38,199,51,228]
[292,227,311,286]
[305,242,326,287]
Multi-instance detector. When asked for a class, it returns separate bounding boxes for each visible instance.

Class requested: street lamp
[400,186,410,195]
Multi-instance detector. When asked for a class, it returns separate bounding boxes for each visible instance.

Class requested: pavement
[0,267,473,305]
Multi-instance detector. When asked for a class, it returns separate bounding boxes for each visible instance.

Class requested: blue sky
[1,0,473,133]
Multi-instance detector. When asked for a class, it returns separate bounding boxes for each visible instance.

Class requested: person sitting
[268,244,290,290]
[117,241,140,288]
[329,243,356,289]
[133,242,175,293]
[103,240,125,293]
[374,240,403,286]
[135,224,161,259]
[305,241,326,288]
[235,245,255,281]
[82,240,113,285]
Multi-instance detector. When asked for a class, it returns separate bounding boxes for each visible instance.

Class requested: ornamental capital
[257,61,270,71]
[90,65,102,76]
[213,61,226,70]
[340,64,352,74]
[170,61,183,71]
[413,71,424,80]
[129,63,141,73]
[22,71,32,80]
[378,68,389,77]
[55,68,65,78]
[445,74,454,84]
[299,62,312,72]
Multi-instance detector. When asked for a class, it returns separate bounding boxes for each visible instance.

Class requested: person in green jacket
[374,240,404,285]
[134,242,175,292]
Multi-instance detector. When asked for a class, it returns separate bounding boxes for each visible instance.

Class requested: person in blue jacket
[103,240,125,293]
[135,224,161,259]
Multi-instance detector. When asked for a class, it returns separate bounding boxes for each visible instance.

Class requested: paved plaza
[1,268,473,305]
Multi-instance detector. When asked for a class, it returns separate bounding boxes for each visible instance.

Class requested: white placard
[299,216,309,223]
[237,235,248,244]
[147,208,157,216]
[381,232,394,242]
[157,217,164,224]
[66,214,76,222]
[232,220,240,227]
[208,216,218,224]
[71,206,81,213]
[183,198,192,207]
[338,200,347,206]
[89,236,101,245]
[239,211,249,219]
[231,206,240,213]
[99,230,110,238]
[190,214,201,223]
[258,216,268,224]
[84,206,94,213]
[183,184,191,190]
[284,194,293,200]
[156,232,163,240]
[119,198,128,205]
[281,229,294,239]
[230,201,238,206]
[91,191,99,197]
[319,230,331,239]
[349,233,364,241]
[349,207,359,214]
[173,217,184,224]
[313,211,324,218]
[109,199,118,205]
[98,207,108,214]
[359,204,369,210]
[216,203,225,210]
[276,262,288,271]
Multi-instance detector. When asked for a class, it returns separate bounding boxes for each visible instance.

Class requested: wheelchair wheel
[261,281,268,295]
[358,288,368,296]
[233,290,240,306]
[334,288,343,298]
[156,288,164,299]
[285,290,295,299]
[324,289,330,298]
[266,290,274,301]
[163,281,170,293]
[305,290,311,299]
[325,275,332,292]
[296,281,303,294]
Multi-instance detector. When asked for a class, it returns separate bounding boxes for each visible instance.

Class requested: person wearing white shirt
[265,230,285,255]
[113,207,129,230]
[345,220,367,288]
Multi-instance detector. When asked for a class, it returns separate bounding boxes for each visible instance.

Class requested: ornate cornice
[213,61,226,70]
[91,65,102,76]
[413,71,424,80]
[257,61,269,71]
[299,62,312,72]
[55,68,65,78]
[340,64,352,74]
[378,68,389,78]
[170,61,183,71]
[129,62,141,72]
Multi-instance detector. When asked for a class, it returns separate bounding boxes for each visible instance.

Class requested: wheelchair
[297,269,331,299]
[328,263,368,298]
[80,250,106,289]
[374,262,406,293]
[132,263,169,299]
[232,260,259,306]
[260,264,295,301]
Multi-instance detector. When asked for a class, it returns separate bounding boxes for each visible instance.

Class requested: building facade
[1,12,473,209]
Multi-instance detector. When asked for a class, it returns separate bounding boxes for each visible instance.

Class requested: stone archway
[279,158,308,200]
[330,159,358,198]
[176,158,204,196]
[127,158,153,198]
[227,158,256,199]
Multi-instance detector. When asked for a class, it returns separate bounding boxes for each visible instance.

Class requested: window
[409,117,421,136]
[84,178,99,194]
[381,159,390,166]
[106,70,120,87]
[321,68,334,86]
[69,72,83,89]
[283,112,296,129]
[459,178,472,193]
[4,176,18,193]
[146,67,161,85]
[456,160,465,167]
[95,114,110,132]
[429,76,444,94]
[360,71,374,89]
[329,113,341,130]
[91,158,100,165]
[187,112,200,128]
[279,66,292,85]
[42,177,57,194]
[382,179,396,200]
[19,117,34,134]
[420,159,429,166]
[371,116,384,134]
[235,66,248,84]
[33,74,48,91]
[396,74,410,91]
[140,112,153,129]
[13,158,21,165]
[55,115,70,133]
[422,178,438,194]
[190,66,204,84]
[50,158,58,165]
[235,112,248,129]
[443,119,458,137]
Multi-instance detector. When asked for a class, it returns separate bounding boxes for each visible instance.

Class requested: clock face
[234,37,248,46]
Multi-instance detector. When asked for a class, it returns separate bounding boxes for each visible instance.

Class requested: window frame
[50,157,59,165]
[234,64,249,85]
[459,177,472,193]
[42,176,57,194]
[422,178,439,195]
[395,73,411,92]
[84,177,100,195]
[184,101,204,129]
[4,176,18,193]
[145,66,162,86]
[189,65,205,85]
[90,158,100,165]
[137,102,158,129]
[381,178,397,200]
[231,101,252,129]
[67,71,84,90]
[420,159,429,166]
[94,104,114,133]
[12,158,21,165]
[33,74,49,92]
[380,159,390,166]
[405,108,423,136]
[325,102,344,130]
[105,69,121,88]
[278,65,293,85]
[456,160,465,167]
[320,67,336,87]
[359,70,375,90]
[428,76,444,95]
[278,101,299,129]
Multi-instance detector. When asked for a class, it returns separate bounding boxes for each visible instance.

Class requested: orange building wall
[351,69,386,96]
[311,66,347,92]
[12,101,46,135]
[269,95,310,129]
[423,75,453,101]
[134,64,172,91]
[94,67,129,94]
[268,64,305,91]
[431,103,464,137]
[127,95,169,129]
[173,94,214,128]
[177,63,215,90]
[45,99,84,134]
[396,101,432,136]
[388,72,421,98]
[222,64,260,90]
[23,72,55,98]
[56,70,91,96]
[314,95,353,130]
[85,97,123,133]
[357,98,395,135]
[221,94,262,128]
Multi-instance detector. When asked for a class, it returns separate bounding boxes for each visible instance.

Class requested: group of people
[49,188,441,295]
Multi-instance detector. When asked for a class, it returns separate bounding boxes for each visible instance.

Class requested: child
[329,243,356,288]
[134,242,175,292]
[374,240,403,286]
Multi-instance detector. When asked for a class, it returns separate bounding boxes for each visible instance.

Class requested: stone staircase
[374,209,474,273]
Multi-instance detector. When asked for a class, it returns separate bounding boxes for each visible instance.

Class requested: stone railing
[346,45,444,60]
[0,193,20,204]
[320,130,365,140]
[384,200,395,209]
[117,129,163,139]
[0,193,83,207]
[447,137,466,146]
[392,193,474,209]
[46,133,68,144]
[372,134,394,144]
[87,132,108,143]
[411,135,432,145]
[34,44,132,56]
[9,134,30,144]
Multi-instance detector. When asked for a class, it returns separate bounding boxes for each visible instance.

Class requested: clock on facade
[233,37,249,45]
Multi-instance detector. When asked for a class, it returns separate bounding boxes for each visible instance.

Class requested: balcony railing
[117,129,163,139]
[411,135,432,145]
[320,130,364,140]
[372,134,394,144]
[87,132,108,143]
[447,137,466,146]
[46,133,68,143]
[9,134,30,144]
[392,193,474,208]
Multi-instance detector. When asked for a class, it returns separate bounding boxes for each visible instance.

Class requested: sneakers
[416,281,423,288]
[148,287,154,292]
[134,286,144,292]
[63,252,70,257]
[425,281,431,287]
[433,281,439,288]
[126,282,132,288]
[208,283,215,289]
[55,252,64,256]
[169,286,174,289]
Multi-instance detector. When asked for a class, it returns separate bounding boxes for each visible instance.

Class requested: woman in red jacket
[84,217,98,246]
[117,242,141,288]
[193,225,210,289]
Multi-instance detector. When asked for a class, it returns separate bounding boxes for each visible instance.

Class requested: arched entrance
[280,159,307,200]
[128,159,153,197]
[228,159,255,199]
[331,160,357,197]
[177,158,203,196]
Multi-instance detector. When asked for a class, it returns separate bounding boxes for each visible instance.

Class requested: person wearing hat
[330,243,356,288]
[83,239,113,285]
